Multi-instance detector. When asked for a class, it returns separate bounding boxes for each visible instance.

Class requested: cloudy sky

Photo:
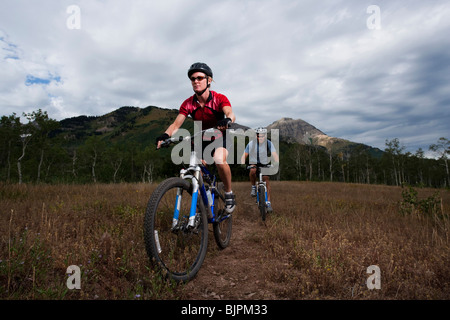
[1,0,449,155]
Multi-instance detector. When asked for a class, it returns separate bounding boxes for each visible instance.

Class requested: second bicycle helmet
[255,127,267,134]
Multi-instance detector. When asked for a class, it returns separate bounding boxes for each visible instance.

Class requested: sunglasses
[190,76,207,82]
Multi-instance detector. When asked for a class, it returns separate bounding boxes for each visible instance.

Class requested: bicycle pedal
[171,226,180,234]
[184,224,200,235]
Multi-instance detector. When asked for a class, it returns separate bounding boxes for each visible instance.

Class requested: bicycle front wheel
[143,177,208,282]
[258,185,267,221]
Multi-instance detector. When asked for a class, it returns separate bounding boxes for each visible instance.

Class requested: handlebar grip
[161,139,172,148]
[159,136,187,149]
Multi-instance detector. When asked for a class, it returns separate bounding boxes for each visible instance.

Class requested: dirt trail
[182,192,286,300]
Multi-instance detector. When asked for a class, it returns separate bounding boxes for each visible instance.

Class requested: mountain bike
[144,129,232,282]
[247,164,272,221]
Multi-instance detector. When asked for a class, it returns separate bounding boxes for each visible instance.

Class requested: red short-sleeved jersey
[179,91,231,129]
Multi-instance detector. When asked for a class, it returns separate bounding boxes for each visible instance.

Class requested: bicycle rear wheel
[213,182,232,249]
[143,177,208,282]
[258,185,267,221]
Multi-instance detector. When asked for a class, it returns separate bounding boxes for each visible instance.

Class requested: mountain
[55,106,383,157]
[56,105,188,148]
[267,117,384,158]
[267,117,326,144]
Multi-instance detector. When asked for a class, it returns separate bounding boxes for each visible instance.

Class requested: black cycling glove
[155,133,169,146]
[217,117,232,128]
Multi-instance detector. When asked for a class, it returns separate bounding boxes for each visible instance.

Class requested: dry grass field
[1,181,449,300]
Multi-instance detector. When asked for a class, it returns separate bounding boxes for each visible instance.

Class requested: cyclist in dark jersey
[156,62,236,213]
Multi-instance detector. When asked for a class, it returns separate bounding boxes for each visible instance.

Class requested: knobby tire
[213,182,232,249]
[258,185,267,221]
[143,177,208,282]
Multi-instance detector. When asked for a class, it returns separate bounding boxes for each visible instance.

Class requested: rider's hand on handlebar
[216,117,232,130]
[155,133,169,149]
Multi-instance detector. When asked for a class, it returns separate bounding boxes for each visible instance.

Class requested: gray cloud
[0,0,449,155]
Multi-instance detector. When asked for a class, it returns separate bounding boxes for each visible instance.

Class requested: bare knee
[213,147,228,165]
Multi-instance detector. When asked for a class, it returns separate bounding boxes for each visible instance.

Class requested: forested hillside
[0,107,448,187]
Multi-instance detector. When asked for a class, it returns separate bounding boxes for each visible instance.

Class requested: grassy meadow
[0,181,449,299]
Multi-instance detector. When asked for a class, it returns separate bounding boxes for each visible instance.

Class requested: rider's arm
[157,114,186,149]
[222,106,235,123]
[268,140,280,163]
[271,150,280,163]
[240,152,248,164]
[165,114,186,137]
[216,105,235,130]
[215,92,234,130]
[240,142,250,164]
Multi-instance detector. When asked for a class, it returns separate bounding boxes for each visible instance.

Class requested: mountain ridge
[56,106,383,157]
[266,117,384,157]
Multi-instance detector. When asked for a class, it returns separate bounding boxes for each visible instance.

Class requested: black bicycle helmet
[187,62,213,79]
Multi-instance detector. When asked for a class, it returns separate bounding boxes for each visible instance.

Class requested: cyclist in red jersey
[156,63,236,213]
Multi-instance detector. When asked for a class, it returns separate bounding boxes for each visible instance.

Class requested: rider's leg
[249,167,257,196]
[263,175,271,201]
[263,175,273,212]
[249,167,257,185]
[214,147,235,213]
[214,147,231,192]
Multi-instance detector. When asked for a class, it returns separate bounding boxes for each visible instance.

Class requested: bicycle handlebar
[160,135,184,148]
[159,127,220,149]
[246,164,273,170]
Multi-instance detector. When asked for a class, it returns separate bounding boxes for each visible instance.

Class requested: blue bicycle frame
[249,164,268,207]
[172,150,224,230]
[256,184,268,205]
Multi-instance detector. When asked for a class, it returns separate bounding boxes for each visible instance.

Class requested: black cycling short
[195,130,231,160]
